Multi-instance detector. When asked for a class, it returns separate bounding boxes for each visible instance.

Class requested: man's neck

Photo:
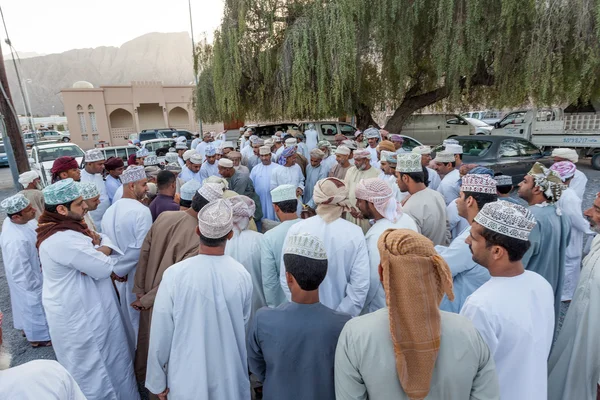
[185,207,198,219]
[340,161,350,168]
[291,290,320,304]
[84,167,96,175]
[489,262,525,278]
[409,183,427,195]
[122,189,137,200]
[158,191,174,198]
[198,244,225,256]
[528,196,546,206]
[278,213,298,222]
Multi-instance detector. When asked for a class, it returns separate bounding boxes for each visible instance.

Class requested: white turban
[18,170,39,186]
[229,195,256,232]
[551,148,578,163]
[355,178,402,223]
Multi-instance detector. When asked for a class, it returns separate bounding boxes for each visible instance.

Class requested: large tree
[195,0,600,131]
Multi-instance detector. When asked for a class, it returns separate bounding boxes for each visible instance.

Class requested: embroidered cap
[341,140,357,150]
[474,200,537,241]
[271,184,297,203]
[190,154,203,165]
[180,180,202,201]
[165,152,179,164]
[364,127,380,139]
[494,175,513,187]
[143,155,158,166]
[205,145,217,157]
[198,182,225,202]
[218,158,234,168]
[259,146,271,155]
[284,233,328,260]
[412,145,432,155]
[396,152,422,173]
[85,149,105,163]
[175,142,188,150]
[461,174,497,194]
[77,182,100,200]
[121,166,147,184]
[182,149,196,161]
[335,145,351,156]
[433,151,455,163]
[1,193,30,214]
[318,140,331,149]
[445,144,463,155]
[136,148,149,158]
[43,178,81,205]
[197,199,234,239]
[285,138,297,147]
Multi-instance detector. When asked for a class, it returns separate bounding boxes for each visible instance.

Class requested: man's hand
[91,231,102,246]
[96,246,112,256]
[131,299,145,311]
[174,193,181,204]
[296,188,303,197]
[157,388,169,400]
[111,273,127,282]
[350,207,363,219]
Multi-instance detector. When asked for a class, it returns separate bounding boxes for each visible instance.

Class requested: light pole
[22,78,37,146]
[188,0,204,138]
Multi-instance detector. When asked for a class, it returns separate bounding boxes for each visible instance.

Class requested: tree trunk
[355,102,380,130]
[384,86,451,133]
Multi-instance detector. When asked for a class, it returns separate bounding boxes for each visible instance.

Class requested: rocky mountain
[4,51,46,60]
[5,32,195,116]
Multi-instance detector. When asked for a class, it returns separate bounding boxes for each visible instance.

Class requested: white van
[399,114,474,145]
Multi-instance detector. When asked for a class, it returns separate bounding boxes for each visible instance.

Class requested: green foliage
[196,0,600,123]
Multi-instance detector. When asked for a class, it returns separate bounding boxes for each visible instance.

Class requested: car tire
[592,153,600,171]
[62,137,70,142]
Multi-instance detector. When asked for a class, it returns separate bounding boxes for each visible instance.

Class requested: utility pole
[0,41,29,176]
[188,0,204,138]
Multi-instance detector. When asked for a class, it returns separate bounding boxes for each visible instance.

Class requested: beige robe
[19,189,44,220]
[329,163,352,180]
[344,165,379,233]
[132,210,199,382]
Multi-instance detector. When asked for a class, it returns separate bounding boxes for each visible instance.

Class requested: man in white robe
[146,199,253,400]
[37,178,139,400]
[261,185,300,307]
[250,145,281,221]
[363,127,381,167]
[354,177,418,313]
[224,196,265,321]
[319,140,337,172]
[280,178,370,316]
[304,123,319,152]
[552,147,587,199]
[461,201,554,400]
[434,151,461,205]
[271,145,305,215]
[378,151,407,203]
[101,166,152,353]
[548,192,600,400]
[0,194,50,345]
[412,145,441,190]
[346,149,380,233]
[304,148,329,208]
[79,148,110,231]
[179,153,203,183]
[551,161,594,301]
[18,170,44,219]
[199,145,220,181]
[195,133,213,159]
[104,156,124,204]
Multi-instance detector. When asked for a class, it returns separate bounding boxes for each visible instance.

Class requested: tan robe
[329,163,352,180]
[19,189,44,220]
[132,210,199,382]
[344,165,380,233]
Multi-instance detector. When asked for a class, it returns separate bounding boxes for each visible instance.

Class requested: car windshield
[465,118,489,127]
[457,139,493,157]
[139,132,167,141]
[37,146,84,162]
[0,144,5,154]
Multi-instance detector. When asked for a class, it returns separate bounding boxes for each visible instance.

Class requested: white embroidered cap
[1,193,30,214]
[183,149,196,161]
[77,182,100,200]
[445,144,463,155]
[121,166,147,184]
[18,170,39,186]
[180,180,202,201]
[433,151,455,163]
[175,142,188,150]
[396,152,422,173]
[197,199,234,239]
[271,184,297,203]
[412,145,432,155]
[190,154,203,165]
[474,200,537,241]
[143,155,158,166]
[259,146,271,155]
[494,175,513,187]
[285,138,297,147]
[198,182,225,202]
[335,145,351,156]
[461,174,497,194]
[221,141,235,149]
[85,149,105,162]
[218,158,234,168]
[165,152,179,164]
[284,232,328,260]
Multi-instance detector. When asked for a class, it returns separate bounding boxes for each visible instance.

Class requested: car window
[536,109,556,122]
[498,111,527,128]
[499,139,520,158]
[516,139,541,157]
[103,149,117,159]
[37,146,84,162]
[321,124,337,136]
[116,148,129,162]
[0,145,5,154]
[339,124,356,137]
[457,139,493,157]
[446,115,468,125]
[401,137,421,151]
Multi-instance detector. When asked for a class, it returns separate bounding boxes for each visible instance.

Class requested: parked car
[141,139,176,155]
[174,129,194,147]
[433,135,553,184]
[461,110,503,125]
[99,145,139,166]
[23,132,39,148]
[299,121,358,144]
[128,130,171,144]
[38,130,71,142]
[399,114,474,145]
[30,143,85,185]
[249,123,300,138]
[464,118,493,135]
[0,143,8,167]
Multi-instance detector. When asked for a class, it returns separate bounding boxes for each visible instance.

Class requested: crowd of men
[0,124,599,400]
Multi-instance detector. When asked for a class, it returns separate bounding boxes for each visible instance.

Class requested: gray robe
[548,234,600,400]
[522,204,570,323]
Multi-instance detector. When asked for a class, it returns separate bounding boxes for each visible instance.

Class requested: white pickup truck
[491,107,600,169]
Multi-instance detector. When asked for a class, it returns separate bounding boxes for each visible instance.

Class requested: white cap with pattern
[285,138,297,146]
[396,152,422,173]
[284,232,328,260]
[183,149,196,161]
[180,180,202,201]
[494,175,513,186]
[474,200,537,241]
[433,151,455,163]
[412,145,432,155]
[1,193,30,214]
[77,182,100,200]
[335,145,351,156]
[461,174,497,194]
[197,199,234,239]
[198,182,225,202]
[445,144,463,154]
[190,154,203,165]
[121,166,147,184]
[219,158,234,168]
[144,155,158,166]
[85,149,105,162]
[175,142,188,150]
[271,184,297,203]
[259,146,271,155]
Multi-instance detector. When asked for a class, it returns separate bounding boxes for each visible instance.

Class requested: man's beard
[0,344,12,370]
[67,211,85,221]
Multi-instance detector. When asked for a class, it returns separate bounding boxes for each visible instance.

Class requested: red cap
[51,156,78,174]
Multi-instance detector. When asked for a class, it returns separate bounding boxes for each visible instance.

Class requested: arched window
[88,104,94,111]
[76,104,83,111]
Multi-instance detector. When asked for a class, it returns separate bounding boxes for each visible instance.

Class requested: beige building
[61,81,213,149]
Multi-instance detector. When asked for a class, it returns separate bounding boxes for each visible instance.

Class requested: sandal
[30,340,52,348]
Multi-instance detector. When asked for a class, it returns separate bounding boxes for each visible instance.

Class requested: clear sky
[0,0,225,55]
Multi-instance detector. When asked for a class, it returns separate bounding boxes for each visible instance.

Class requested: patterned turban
[377,229,454,400]
[310,148,325,159]
[312,178,353,223]
[353,149,372,160]
[278,146,297,166]
[355,178,402,223]
[550,161,576,182]
[229,195,256,232]
[528,162,566,203]
[377,140,396,153]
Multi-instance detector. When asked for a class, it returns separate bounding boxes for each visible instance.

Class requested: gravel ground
[0,161,599,369]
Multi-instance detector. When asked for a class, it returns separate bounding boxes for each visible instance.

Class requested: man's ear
[56,204,69,216]
[226,230,234,240]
